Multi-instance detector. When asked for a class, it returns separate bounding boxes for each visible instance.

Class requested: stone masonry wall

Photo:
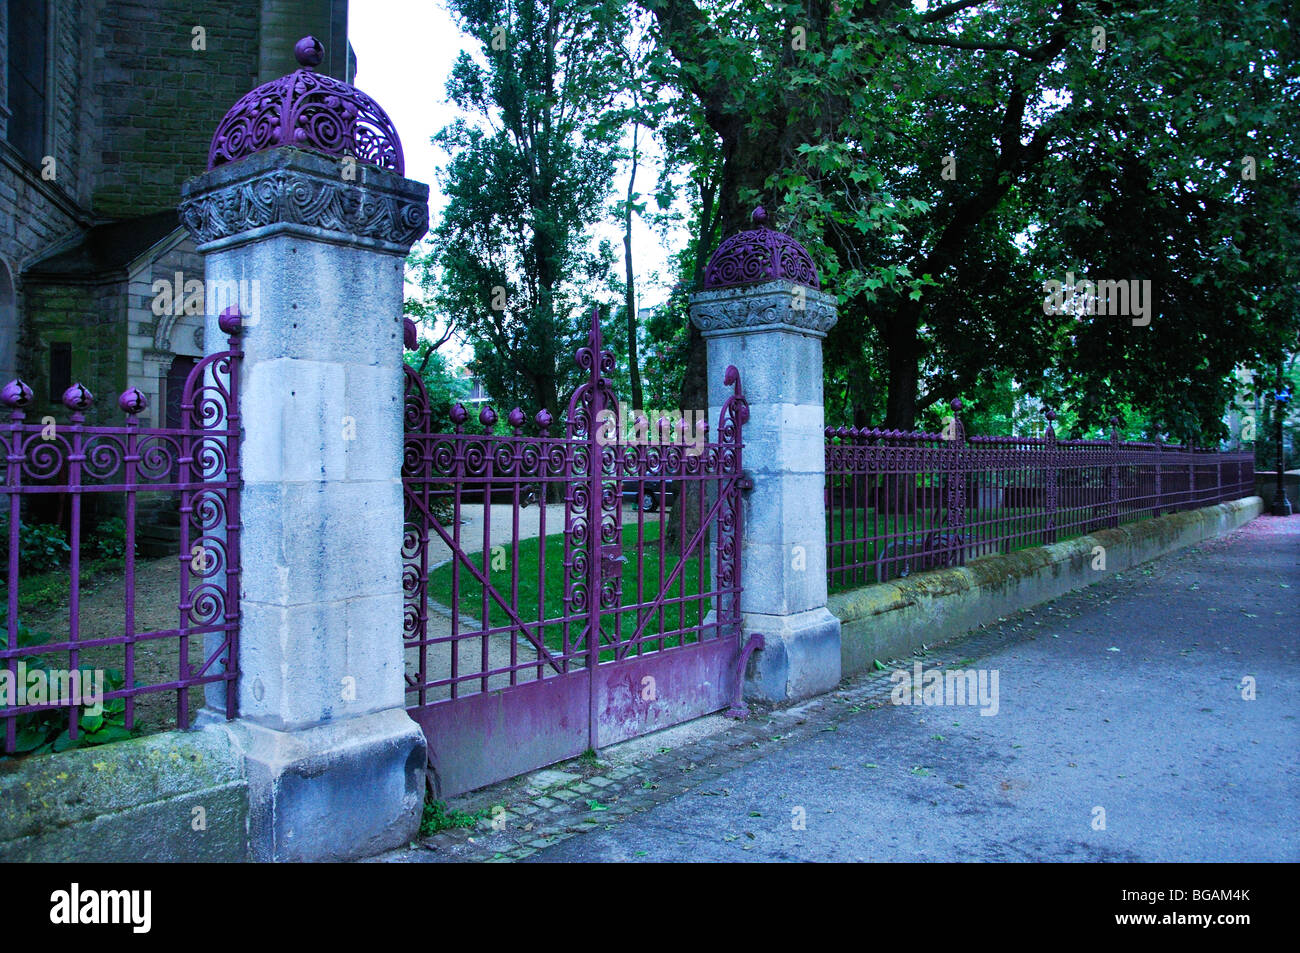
[0,0,92,274]
[18,279,126,424]
[89,0,261,218]
[127,234,207,429]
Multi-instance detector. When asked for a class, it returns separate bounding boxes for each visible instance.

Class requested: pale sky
[348,0,682,359]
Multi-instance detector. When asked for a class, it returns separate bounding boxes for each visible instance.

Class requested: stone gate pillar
[689,208,841,701]
[178,38,428,861]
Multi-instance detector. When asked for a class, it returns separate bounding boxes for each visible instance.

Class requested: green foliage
[404,343,469,433]
[419,797,493,836]
[403,345,468,523]
[642,0,1299,435]
[430,0,630,417]
[428,521,708,658]
[0,517,71,574]
[642,291,693,408]
[1244,360,1300,470]
[0,606,137,759]
[87,517,129,562]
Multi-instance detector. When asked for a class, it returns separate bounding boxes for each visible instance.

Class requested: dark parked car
[621,479,676,513]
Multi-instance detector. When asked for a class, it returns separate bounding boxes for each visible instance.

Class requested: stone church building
[1,0,352,430]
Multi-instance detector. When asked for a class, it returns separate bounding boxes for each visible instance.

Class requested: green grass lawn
[426,521,714,658]
[0,557,125,616]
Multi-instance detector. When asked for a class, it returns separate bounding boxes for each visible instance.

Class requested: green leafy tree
[431,0,628,418]
[404,342,469,433]
[640,0,1300,436]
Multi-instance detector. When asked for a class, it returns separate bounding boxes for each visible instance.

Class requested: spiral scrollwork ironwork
[208,37,404,175]
[702,207,820,290]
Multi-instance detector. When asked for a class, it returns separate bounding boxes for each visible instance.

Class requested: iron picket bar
[825,408,1255,590]
[0,309,243,754]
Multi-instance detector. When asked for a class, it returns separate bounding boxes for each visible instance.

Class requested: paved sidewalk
[381,514,1298,863]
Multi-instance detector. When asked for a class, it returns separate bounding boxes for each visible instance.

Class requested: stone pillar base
[202,709,425,862]
[744,607,842,702]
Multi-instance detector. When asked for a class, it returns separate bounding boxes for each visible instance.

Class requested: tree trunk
[624,124,643,411]
[881,300,921,431]
[666,180,722,548]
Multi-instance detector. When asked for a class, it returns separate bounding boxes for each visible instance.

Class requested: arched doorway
[166,355,198,430]
[135,355,199,558]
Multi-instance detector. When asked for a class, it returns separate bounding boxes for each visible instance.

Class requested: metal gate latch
[601,543,627,577]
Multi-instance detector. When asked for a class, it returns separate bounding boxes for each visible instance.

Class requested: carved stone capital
[179,147,429,255]
[688,280,838,339]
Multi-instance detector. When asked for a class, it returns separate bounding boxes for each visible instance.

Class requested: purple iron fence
[826,401,1255,590]
[1,310,242,755]
[402,306,749,796]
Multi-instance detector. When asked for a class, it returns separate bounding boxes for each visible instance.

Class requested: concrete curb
[832,497,1264,676]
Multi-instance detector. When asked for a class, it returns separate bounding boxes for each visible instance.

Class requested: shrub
[0,516,71,574]
[88,517,130,562]
[0,606,135,758]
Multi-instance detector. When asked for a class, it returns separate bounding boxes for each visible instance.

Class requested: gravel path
[23,554,206,734]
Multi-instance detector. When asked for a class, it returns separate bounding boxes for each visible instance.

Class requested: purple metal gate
[402,308,749,795]
[2,310,242,754]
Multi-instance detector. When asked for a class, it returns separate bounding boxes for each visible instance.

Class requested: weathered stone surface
[179,148,429,254]
[211,709,425,862]
[832,496,1265,676]
[0,728,248,862]
[703,330,826,406]
[202,234,408,365]
[237,592,406,727]
[238,360,404,483]
[742,607,843,702]
[690,280,838,338]
[691,280,841,702]
[183,145,428,861]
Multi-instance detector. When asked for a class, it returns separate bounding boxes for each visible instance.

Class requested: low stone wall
[0,725,249,862]
[1255,471,1298,509]
[832,496,1264,677]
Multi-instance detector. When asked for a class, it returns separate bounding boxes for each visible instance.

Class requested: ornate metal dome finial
[702,206,820,290]
[207,37,405,175]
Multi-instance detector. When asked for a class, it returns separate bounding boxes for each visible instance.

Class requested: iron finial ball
[507,407,526,429]
[118,387,148,415]
[1,378,33,408]
[403,317,418,350]
[535,409,554,431]
[702,209,818,290]
[450,403,468,426]
[1045,409,1057,422]
[950,398,964,412]
[218,306,243,336]
[479,406,498,428]
[295,36,325,69]
[62,382,94,411]
[207,37,404,174]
